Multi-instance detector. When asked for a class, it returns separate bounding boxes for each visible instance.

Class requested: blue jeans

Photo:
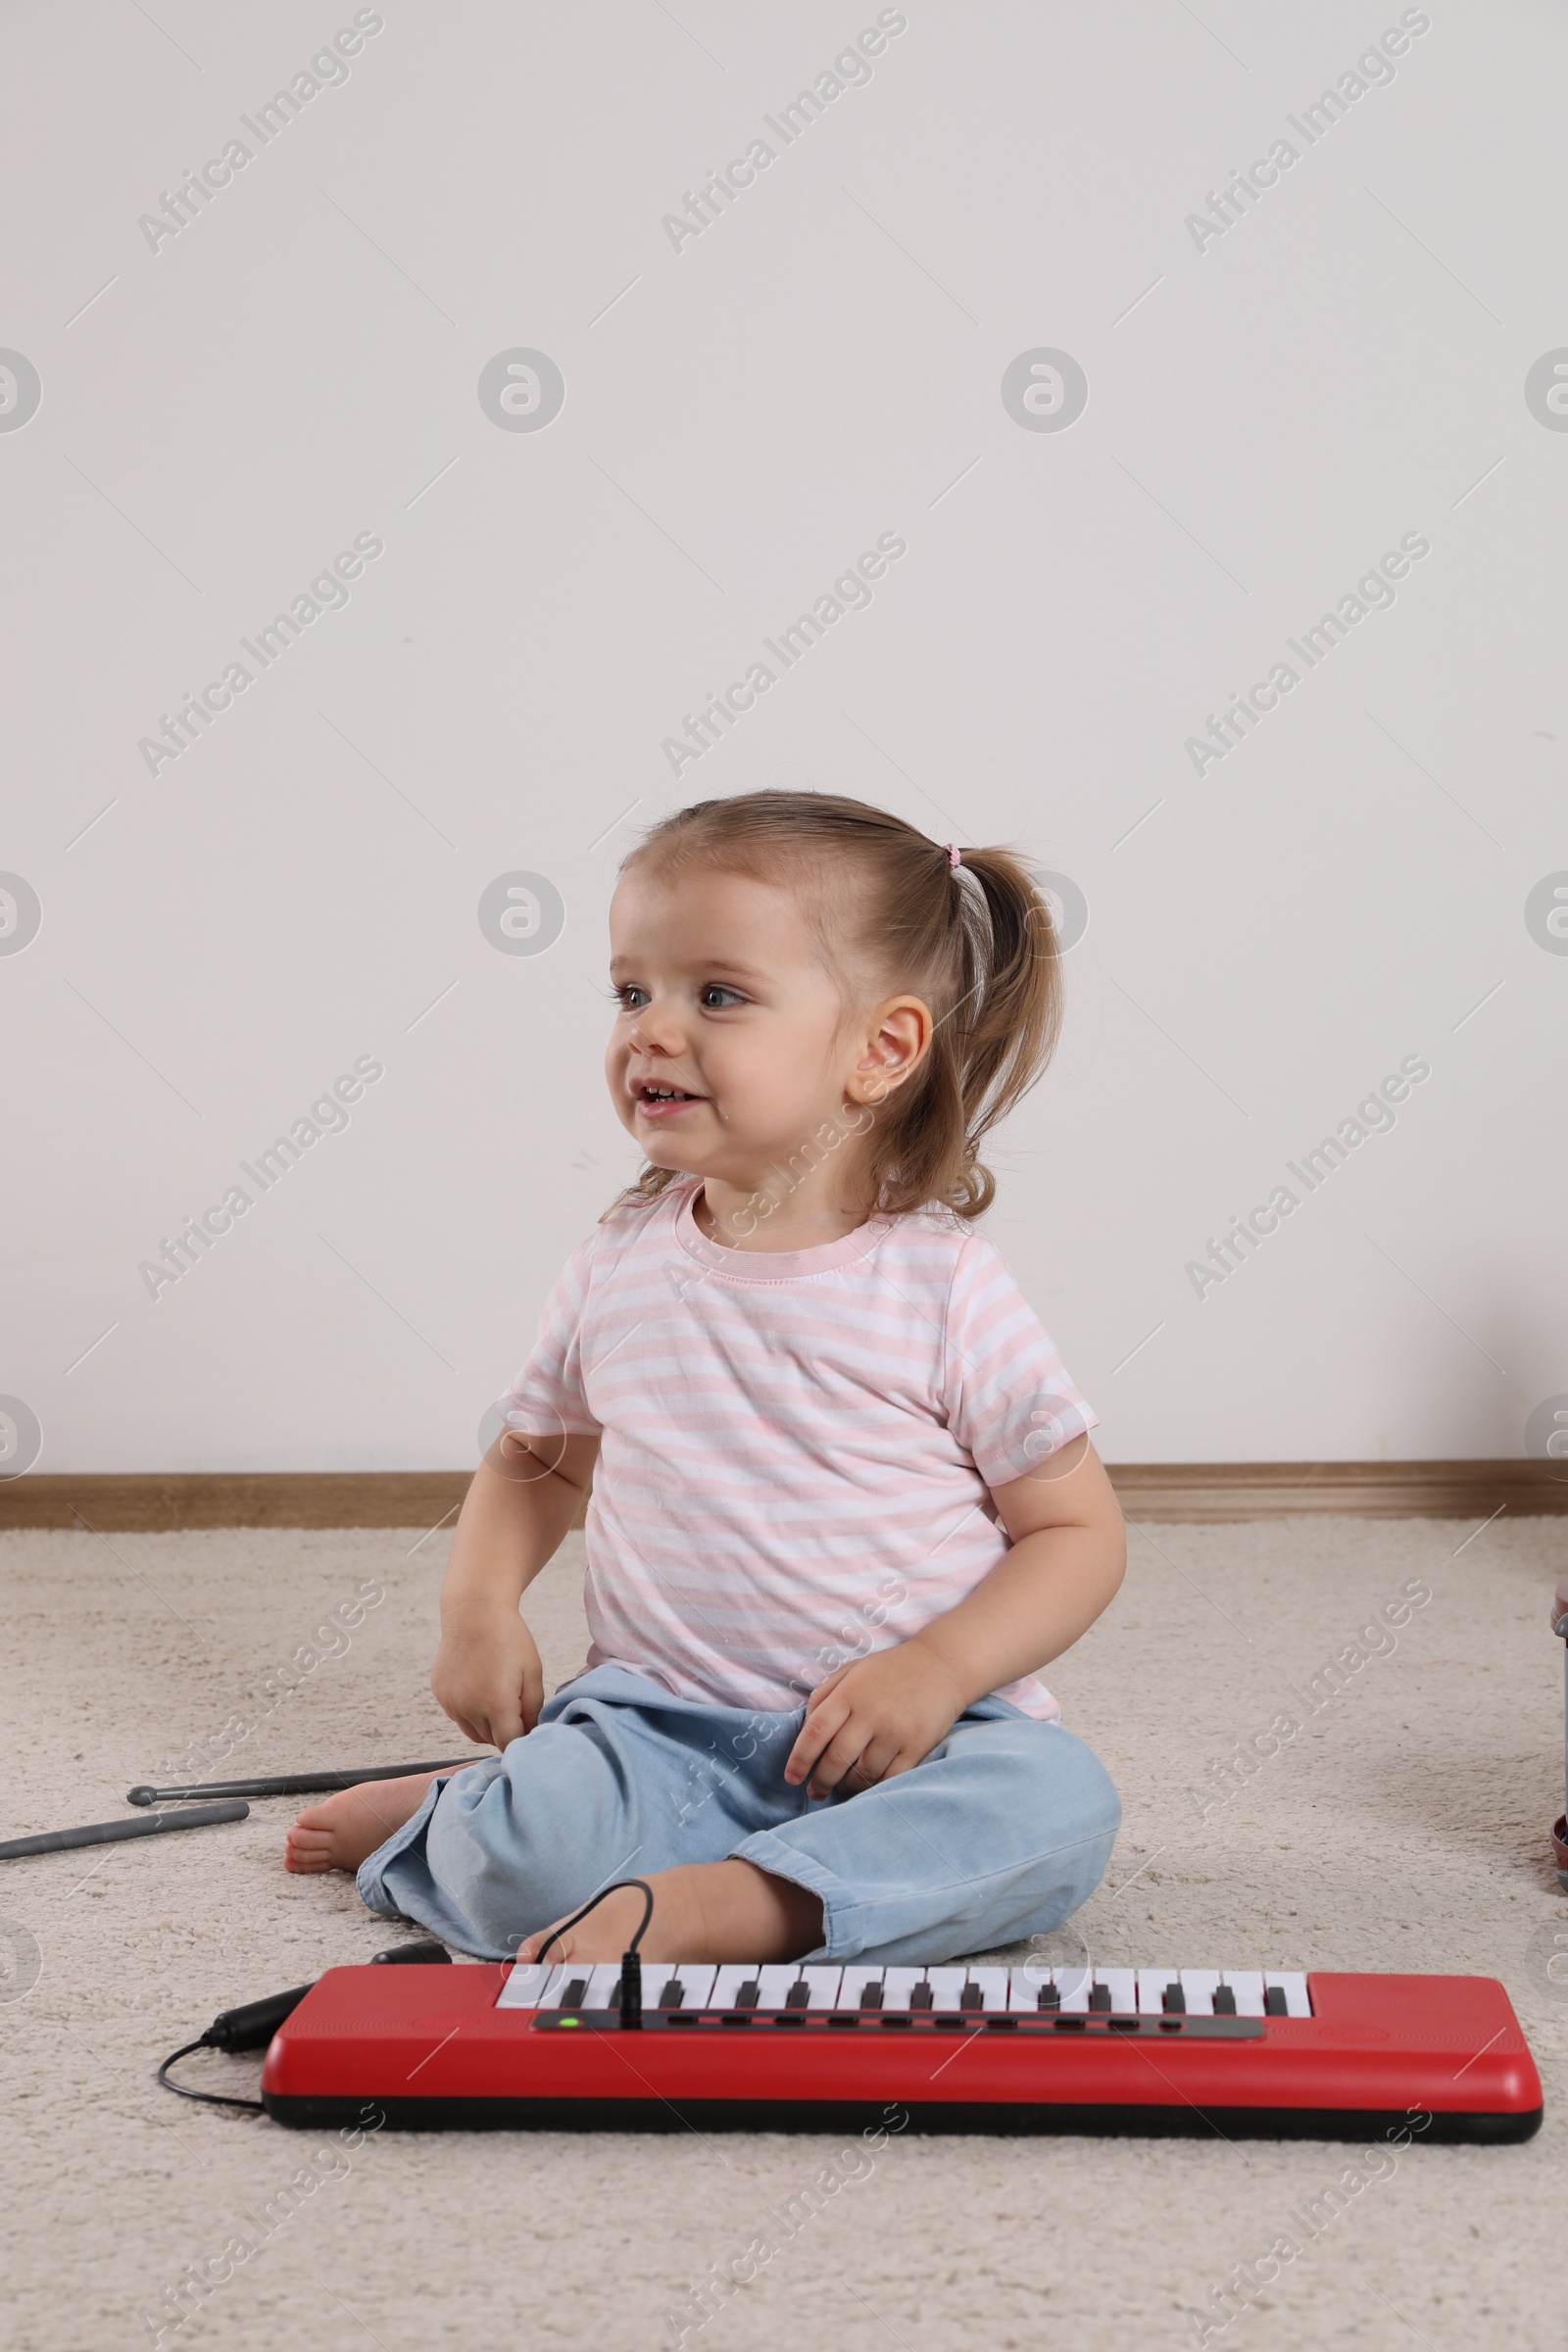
[358,1666,1120,1965]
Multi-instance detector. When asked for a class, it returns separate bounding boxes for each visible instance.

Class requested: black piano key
[658,1980,684,2009]
[1213,1984,1238,2014]
[1162,1983,1186,2015]
[958,1984,984,2011]
[736,1980,760,2009]
[562,1978,588,2008]
[858,1984,884,2010]
[910,1984,934,2010]
[1089,1984,1112,2013]
[1264,1984,1289,2017]
[784,1982,810,2008]
[1036,1984,1060,2012]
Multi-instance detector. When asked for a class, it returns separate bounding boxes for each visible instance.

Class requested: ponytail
[911,841,1062,1215]
[615,791,1065,1220]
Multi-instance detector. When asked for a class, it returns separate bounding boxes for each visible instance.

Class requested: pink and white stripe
[500,1181,1097,1720]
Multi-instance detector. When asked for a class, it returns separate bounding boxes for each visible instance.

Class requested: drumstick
[0,1801,249,1860]
[124,1758,486,1806]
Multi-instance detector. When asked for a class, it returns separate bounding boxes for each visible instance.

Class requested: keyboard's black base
[264,2092,1543,2142]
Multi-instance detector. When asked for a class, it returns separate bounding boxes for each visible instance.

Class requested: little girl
[286,790,1125,1967]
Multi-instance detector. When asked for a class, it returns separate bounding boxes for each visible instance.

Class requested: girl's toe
[283,1826,334,1873]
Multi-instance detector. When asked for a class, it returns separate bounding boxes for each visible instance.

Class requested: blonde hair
[612,789,1064,1221]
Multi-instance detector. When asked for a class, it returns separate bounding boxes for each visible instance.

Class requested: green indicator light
[561,2015,580,2027]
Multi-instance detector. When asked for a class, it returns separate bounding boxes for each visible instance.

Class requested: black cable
[530,1877,656,2028]
[157,2041,266,2112]
[531,1877,656,1965]
[156,1943,450,2110]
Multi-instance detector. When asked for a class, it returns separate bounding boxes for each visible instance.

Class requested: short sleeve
[497,1235,604,1441]
[941,1235,1098,1488]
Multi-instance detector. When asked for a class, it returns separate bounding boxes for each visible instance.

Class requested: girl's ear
[846,995,933,1105]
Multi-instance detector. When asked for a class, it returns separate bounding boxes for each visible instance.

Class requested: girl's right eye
[613,985,650,1011]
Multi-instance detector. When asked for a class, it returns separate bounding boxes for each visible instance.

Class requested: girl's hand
[430,1608,544,1749]
[784,1640,967,1799]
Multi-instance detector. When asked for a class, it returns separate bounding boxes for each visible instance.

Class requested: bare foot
[517,1860,822,1966]
[283,1771,441,1875]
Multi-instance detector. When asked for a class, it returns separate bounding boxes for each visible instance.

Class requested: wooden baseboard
[0,1461,1563,1533]
[0,1473,474,1534]
[1107,1461,1568,1522]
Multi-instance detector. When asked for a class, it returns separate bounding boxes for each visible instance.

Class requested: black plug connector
[203,1984,316,2055]
[159,1940,454,2110]
[204,1942,448,2050]
[530,1876,655,2032]
[617,1948,643,2029]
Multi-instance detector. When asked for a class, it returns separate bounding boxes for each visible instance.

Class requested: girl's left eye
[700,985,746,1009]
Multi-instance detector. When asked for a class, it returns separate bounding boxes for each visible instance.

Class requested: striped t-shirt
[499,1179,1097,1721]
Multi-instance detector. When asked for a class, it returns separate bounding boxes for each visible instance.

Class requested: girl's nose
[628,1007,684,1055]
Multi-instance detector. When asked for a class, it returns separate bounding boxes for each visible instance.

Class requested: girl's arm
[784,1436,1125,1796]
[431,1431,600,1749]
[901,1437,1126,1700]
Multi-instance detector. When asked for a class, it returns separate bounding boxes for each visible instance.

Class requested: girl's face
[606,864,893,1194]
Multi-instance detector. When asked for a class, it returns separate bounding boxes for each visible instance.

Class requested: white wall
[3,0,1564,1475]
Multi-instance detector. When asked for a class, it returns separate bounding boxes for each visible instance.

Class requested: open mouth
[635,1083,707,1113]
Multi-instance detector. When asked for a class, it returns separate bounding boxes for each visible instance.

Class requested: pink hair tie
[945,842,961,869]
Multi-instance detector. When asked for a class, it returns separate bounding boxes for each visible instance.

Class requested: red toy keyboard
[260,1958,1542,2139]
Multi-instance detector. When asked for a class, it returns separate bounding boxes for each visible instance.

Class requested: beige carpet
[2,1513,1564,2351]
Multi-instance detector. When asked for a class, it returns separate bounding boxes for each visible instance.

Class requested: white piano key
[538,1962,601,2008]
[965,1967,1011,2012]
[1223,1969,1266,2019]
[1056,1965,1093,2013]
[585,1962,627,2009]
[658,1964,716,2008]
[758,1963,804,2007]
[1095,1969,1138,2015]
[798,1965,843,2009]
[1137,1969,1179,2016]
[836,1964,887,2009]
[1179,1970,1221,2018]
[497,1960,573,2010]
[925,1967,970,2009]
[880,1966,927,2012]
[1264,1970,1311,2017]
[710,1964,761,2010]
[1007,1964,1054,2010]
